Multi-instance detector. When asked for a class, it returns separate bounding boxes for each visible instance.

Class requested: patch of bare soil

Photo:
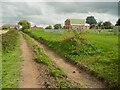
[30,37,106,88]
[19,33,57,88]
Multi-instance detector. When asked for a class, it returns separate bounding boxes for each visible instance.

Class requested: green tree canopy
[103,21,113,29]
[115,18,120,26]
[97,21,103,29]
[45,25,53,29]
[86,16,97,26]
[53,24,62,29]
[18,20,31,30]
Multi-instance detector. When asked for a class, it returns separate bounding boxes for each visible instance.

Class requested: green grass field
[2,30,21,88]
[0,34,2,89]
[24,29,119,87]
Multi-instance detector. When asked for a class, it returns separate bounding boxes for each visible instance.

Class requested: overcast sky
[1,0,119,27]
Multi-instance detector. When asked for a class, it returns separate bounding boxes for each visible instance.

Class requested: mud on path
[30,37,106,88]
[19,33,57,88]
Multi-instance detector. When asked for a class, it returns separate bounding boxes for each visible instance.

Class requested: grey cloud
[1,2,119,25]
[2,2,44,24]
[2,2,42,18]
[46,2,118,16]
[2,16,22,24]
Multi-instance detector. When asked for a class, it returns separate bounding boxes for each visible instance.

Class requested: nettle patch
[57,31,101,57]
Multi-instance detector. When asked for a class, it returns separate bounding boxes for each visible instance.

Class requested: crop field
[2,30,21,88]
[24,29,119,87]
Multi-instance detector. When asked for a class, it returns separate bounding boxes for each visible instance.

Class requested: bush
[18,20,31,30]
[67,31,100,56]
[45,25,53,29]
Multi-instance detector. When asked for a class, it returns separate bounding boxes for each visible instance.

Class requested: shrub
[68,31,100,56]
[18,20,31,30]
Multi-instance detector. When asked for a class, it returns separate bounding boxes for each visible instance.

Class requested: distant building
[9,24,16,29]
[2,24,22,30]
[31,25,43,29]
[64,19,90,30]
[18,25,22,29]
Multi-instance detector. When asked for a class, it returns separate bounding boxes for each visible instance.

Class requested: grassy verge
[0,34,2,89]
[21,32,80,88]
[23,29,119,87]
[2,30,21,88]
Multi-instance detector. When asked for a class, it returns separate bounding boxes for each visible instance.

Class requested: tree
[45,25,53,29]
[86,16,97,26]
[53,24,62,29]
[97,21,103,29]
[90,24,97,29]
[115,18,120,26]
[103,21,113,29]
[18,20,31,30]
